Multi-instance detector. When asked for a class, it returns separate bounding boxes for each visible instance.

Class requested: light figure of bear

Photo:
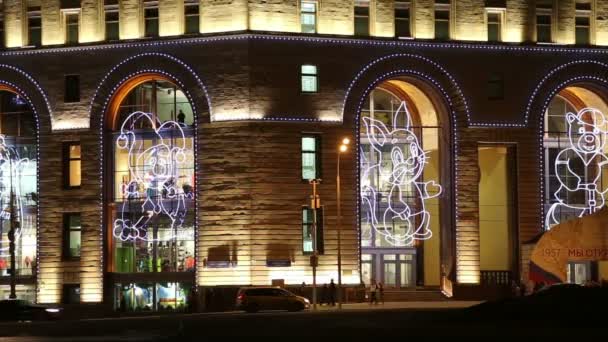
[113,111,193,242]
[360,101,441,246]
[0,134,30,253]
[545,108,608,230]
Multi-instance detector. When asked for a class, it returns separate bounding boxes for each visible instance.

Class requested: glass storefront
[114,282,192,312]
[359,81,443,287]
[108,78,196,310]
[0,91,37,284]
[0,284,36,302]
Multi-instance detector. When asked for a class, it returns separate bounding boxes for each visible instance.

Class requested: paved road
[0,302,605,339]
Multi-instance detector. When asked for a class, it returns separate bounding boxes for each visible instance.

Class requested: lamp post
[309,179,321,310]
[336,137,349,309]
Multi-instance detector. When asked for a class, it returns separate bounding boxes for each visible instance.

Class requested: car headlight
[303,298,310,304]
[45,308,60,313]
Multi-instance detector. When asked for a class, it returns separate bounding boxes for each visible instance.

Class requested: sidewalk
[312,301,482,311]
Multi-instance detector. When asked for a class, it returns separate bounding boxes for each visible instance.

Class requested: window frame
[62,9,80,45]
[536,7,553,43]
[394,1,412,39]
[302,205,324,255]
[144,3,160,38]
[434,4,451,40]
[63,213,82,260]
[485,8,505,43]
[300,64,318,93]
[301,134,321,181]
[354,0,370,37]
[64,74,81,103]
[184,1,200,35]
[105,5,120,41]
[63,141,82,189]
[300,0,318,34]
[27,10,42,47]
[575,8,591,45]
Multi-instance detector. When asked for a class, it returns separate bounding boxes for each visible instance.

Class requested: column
[119,0,144,39]
[159,0,184,36]
[81,0,105,43]
[4,0,27,47]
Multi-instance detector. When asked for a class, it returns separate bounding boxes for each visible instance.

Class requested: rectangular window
[63,213,81,259]
[65,13,79,44]
[536,14,552,43]
[487,73,504,100]
[185,2,199,34]
[28,14,41,46]
[354,1,370,36]
[105,9,119,41]
[486,11,503,42]
[302,135,320,180]
[301,64,318,93]
[64,74,80,103]
[435,8,450,40]
[64,142,81,188]
[145,6,159,37]
[302,206,324,254]
[575,14,590,45]
[301,1,317,33]
[395,2,411,38]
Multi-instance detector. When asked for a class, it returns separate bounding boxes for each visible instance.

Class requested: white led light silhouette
[0,135,31,253]
[113,112,194,242]
[360,101,442,246]
[545,108,608,230]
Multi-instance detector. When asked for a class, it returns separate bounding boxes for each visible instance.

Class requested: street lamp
[336,137,349,309]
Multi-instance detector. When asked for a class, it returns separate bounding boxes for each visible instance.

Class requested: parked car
[236,287,310,313]
[0,299,63,321]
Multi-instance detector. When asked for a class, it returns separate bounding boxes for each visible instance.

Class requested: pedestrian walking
[369,282,377,305]
[329,279,336,306]
[378,282,384,304]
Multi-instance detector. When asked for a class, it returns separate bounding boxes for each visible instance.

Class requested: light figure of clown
[113,111,193,242]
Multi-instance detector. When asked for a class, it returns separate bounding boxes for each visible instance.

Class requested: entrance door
[567,262,593,284]
[362,250,416,288]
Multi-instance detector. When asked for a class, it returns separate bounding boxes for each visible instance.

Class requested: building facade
[0,0,607,310]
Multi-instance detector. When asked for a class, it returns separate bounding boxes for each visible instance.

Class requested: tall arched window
[108,78,195,311]
[0,90,37,301]
[544,87,608,230]
[359,80,443,288]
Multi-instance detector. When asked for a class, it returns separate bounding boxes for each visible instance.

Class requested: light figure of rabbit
[113,112,193,242]
[360,101,441,246]
[545,108,608,230]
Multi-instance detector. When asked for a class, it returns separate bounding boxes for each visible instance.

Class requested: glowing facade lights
[113,111,194,242]
[360,101,442,246]
[545,107,608,229]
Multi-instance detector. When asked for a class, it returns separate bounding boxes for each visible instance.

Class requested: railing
[480,270,512,286]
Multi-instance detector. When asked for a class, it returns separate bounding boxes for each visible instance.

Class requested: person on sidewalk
[329,279,336,306]
[369,282,377,305]
[378,282,384,304]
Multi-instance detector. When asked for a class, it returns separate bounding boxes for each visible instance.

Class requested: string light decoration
[113,111,194,242]
[544,107,608,230]
[360,101,442,245]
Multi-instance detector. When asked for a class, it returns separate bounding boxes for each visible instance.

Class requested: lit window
[65,13,79,44]
[301,64,318,93]
[395,2,411,38]
[435,7,450,40]
[302,207,324,254]
[185,2,200,34]
[64,142,81,188]
[302,135,320,180]
[63,213,81,259]
[28,14,41,46]
[105,9,119,41]
[354,1,370,36]
[145,6,159,37]
[486,11,503,42]
[301,1,317,33]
